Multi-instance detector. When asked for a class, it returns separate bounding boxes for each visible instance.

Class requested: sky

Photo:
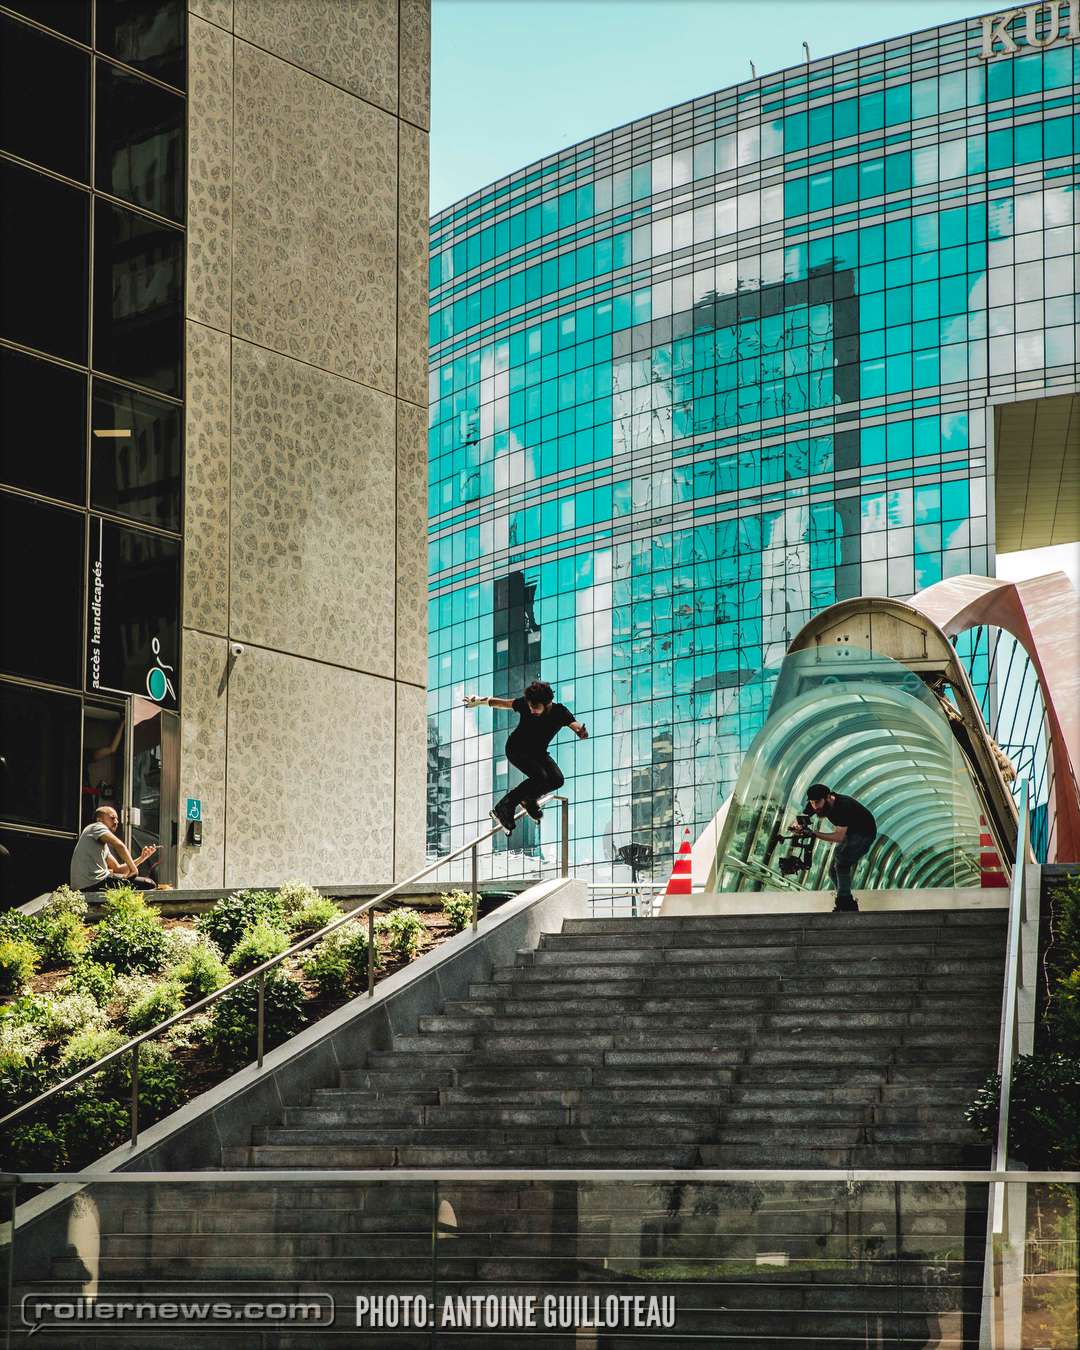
[430,0,999,213]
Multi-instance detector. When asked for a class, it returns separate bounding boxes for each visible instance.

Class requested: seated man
[71,805,158,893]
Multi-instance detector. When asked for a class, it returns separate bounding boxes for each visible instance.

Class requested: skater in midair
[463,680,588,834]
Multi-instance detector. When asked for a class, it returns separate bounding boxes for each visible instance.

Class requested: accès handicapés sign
[980,2,1080,58]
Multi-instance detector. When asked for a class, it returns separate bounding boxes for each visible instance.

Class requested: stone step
[256,1124,707,1148]
[561,910,1007,934]
[542,923,1005,951]
[491,955,1004,982]
[522,941,1001,967]
[699,1142,981,1168]
[418,1012,765,1034]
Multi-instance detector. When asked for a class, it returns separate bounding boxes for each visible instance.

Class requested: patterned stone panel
[395,399,427,688]
[397,121,429,407]
[394,682,427,879]
[189,0,232,31]
[184,322,231,634]
[234,0,397,113]
[225,647,395,886]
[230,341,396,674]
[232,43,398,391]
[187,16,233,332]
[399,0,431,129]
[177,630,228,889]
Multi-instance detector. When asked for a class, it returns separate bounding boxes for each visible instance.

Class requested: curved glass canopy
[710,645,984,892]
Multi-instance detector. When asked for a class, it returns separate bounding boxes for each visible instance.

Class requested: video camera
[777,809,815,878]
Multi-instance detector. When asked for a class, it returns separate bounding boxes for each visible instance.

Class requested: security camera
[230,643,245,658]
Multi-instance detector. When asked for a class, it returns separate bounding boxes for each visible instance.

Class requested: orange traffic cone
[665,828,693,896]
[979,815,1007,888]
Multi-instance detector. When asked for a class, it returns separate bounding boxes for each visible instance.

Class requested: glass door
[125,696,179,887]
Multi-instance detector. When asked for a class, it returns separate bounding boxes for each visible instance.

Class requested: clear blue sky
[431,0,997,213]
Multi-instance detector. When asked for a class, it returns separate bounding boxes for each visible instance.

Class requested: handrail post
[256,971,266,1068]
[129,1044,139,1146]
[470,843,479,932]
[560,796,569,877]
[367,908,376,996]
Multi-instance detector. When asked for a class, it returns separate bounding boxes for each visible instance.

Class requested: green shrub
[377,907,425,960]
[288,895,340,938]
[966,1053,1080,1167]
[440,889,474,934]
[123,979,185,1034]
[197,890,285,957]
[226,919,290,974]
[4,1120,67,1171]
[0,937,38,994]
[276,881,322,917]
[206,974,305,1069]
[90,891,167,974]
[44,885,89,921]
[301,924,377,999]
[59,1091,128,1167]
[11,991,102,1042]
[171,941,230,1003]
[37,910,88,966]
[1053,967,1080,1050]
[59,959,118,1005]
[0,1016,47,1113]
[0,909,41,944]
[58,1025,125,1075]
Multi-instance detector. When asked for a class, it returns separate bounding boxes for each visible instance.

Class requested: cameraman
[792,783,877,913]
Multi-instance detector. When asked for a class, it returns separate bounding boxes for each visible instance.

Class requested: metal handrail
[990,778,1031,1235]
[10,1168,1080,1185]
[0,795,571,1141]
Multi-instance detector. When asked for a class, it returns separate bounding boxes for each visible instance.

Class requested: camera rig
[777,810,815,878]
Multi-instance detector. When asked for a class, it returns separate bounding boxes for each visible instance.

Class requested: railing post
[129,1043,139,1146]
[560,796,569,878]
[367,908,376,996]
[256,971,266,1068]
[470,843,479,932]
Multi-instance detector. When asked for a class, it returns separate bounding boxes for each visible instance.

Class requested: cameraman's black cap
[806,783,831,800]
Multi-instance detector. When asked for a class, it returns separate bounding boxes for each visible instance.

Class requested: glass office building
[1,1,186,899]
[426,7,1080,877]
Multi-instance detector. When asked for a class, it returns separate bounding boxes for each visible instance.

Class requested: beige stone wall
[180,0,430,889]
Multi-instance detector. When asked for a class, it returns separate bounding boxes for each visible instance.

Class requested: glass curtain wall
[426,11,1079,880]
[0,0,186,903]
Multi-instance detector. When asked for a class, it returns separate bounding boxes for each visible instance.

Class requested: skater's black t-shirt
[507,698,574,755]
[820,793,877,839]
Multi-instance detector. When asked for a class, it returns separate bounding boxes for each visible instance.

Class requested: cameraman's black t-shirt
[507,698,574,755]
[822,794,877,838]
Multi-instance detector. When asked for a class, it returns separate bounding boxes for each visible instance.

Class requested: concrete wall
[179,0,431,888]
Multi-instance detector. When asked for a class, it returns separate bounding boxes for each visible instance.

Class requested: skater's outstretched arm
[463,693,516,710]
[568,720,589,739]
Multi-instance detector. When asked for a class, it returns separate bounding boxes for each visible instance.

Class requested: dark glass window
[0,826,80,905]
[1,14,90,181]
[95,0,186,90]
[0,159,89,363]
[91,379,181,531]
[95,60,184,221]
[92,199,182,395]
[0,682,81,835]
[0,492,84,688]
[87,517,180,709]
[0,347,86,504]
[2,1,90,44]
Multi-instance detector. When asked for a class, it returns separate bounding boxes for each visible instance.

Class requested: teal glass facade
[426,8,1080,877]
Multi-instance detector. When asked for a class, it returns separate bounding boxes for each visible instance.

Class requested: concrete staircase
[226,908,1005,1170]
[16,908,1005,1347]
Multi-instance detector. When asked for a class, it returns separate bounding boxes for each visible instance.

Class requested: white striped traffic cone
[665,828,693,896]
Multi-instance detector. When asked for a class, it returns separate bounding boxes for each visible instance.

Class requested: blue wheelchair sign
[186,798,202,822]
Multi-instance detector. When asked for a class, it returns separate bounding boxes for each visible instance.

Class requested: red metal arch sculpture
[909,572,1080,863]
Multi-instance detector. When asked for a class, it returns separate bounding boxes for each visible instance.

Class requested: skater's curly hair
[524,680,554,707]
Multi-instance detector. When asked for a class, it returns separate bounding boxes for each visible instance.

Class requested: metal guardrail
[9,1169,1079,1184]
[991,778,1032,1234]
[0,796,571,1145]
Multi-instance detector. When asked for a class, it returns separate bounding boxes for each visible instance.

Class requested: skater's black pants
[496,746,564,815]
[829,831,874,901]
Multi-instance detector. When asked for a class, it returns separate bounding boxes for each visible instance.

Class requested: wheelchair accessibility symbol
[186,799,202,822]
